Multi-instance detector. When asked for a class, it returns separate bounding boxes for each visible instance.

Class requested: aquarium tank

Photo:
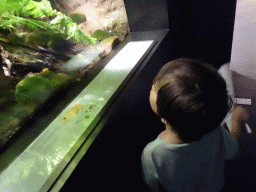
[0,0,129,151]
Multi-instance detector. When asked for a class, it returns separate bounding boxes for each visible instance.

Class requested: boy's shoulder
[142,126,234,155]
[143,137,161,153]
[142,134,190,156]
[142,136,169,158]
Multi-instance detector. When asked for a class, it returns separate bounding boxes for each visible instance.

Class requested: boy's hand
[232,104,250,124]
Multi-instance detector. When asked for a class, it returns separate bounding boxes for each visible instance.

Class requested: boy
[141,58,249,192]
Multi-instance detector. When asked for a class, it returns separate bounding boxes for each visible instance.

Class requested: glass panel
[0,0,129,151]
[0,40,154,192]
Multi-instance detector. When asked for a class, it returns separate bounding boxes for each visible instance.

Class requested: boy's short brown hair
[153,58,233,142]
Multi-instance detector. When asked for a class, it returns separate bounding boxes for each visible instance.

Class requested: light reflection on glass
[105,41,153,71]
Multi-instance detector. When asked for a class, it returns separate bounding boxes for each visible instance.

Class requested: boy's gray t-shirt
[141,126,238,192]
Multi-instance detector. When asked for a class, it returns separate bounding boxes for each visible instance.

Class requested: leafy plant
[0,0,96,46]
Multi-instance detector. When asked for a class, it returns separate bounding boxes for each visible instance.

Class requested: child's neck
[159,125,185,144]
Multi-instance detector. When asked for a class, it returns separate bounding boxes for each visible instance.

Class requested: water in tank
[0,0,129,151]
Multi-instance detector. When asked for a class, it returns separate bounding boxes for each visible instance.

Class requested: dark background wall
[165,0,237,69]
[123,0,169,32]
[124,0,237,69]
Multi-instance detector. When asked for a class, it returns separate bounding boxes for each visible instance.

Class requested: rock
[50,0,75,14]
[25,72,40,78]
[0,44,17,77]
[0,76,20,90]
[11,64,39,77]
[62,0,129,37]
[2,58,13,76]
[27,61,52,72]
[78,63,94,76]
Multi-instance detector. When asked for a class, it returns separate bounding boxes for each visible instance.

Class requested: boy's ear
[161,118,167,125]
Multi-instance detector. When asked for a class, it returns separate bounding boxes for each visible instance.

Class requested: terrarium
[0,0,129,151]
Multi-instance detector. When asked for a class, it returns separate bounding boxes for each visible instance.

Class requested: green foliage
[92,30,111,42]
[15,76,54,104]
[0,0,96,46]
[69,12,86,25]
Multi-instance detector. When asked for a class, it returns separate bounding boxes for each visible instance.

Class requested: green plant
[0,0,96,46]
[92,30,111,42]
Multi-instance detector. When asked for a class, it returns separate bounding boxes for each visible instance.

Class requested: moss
[30,31,68,49]
[0,90,16,107]
[21,32,46,47]
[92,30,111,42]
[69,13,86,25]
[46,33,68,49]
[5,117,20,129]
[102,36,120,48]
[54,73,73,86]
[6,30,68,50]
[0,115,21,148]
[0,114,20,134]
[14,71,78,117]
[40,70,74,88]
[15,76,54,104]
[8,103,37,120]
[6,33,23,44]
[39,70,56,79]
